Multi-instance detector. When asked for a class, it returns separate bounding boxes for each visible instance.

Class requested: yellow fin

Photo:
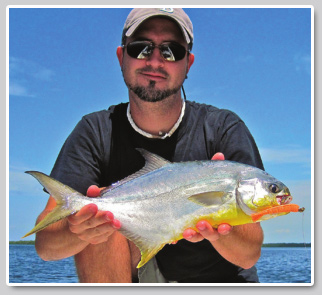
[137,244,165,268]
[22,171,82,238]
[188,191,232,207]
[119,228,167,269]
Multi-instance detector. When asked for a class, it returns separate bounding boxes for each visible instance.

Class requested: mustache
[136,67,169,77]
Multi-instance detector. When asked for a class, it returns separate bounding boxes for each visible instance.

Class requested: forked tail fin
[22,171,84,238]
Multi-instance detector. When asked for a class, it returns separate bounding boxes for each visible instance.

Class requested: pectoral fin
[188,191,232,207]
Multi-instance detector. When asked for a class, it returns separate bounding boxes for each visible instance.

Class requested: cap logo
[159,8,174,13]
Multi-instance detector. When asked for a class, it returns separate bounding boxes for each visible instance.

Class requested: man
[35,8,264,283]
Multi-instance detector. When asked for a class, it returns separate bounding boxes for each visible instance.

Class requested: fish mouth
[276,194,292,205]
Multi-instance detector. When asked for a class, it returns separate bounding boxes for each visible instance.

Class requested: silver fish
[23,149,304,268]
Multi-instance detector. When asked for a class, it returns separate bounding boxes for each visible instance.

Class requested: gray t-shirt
[51,100,264,283]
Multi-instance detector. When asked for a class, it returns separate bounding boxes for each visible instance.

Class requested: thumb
[211,152,225,161]
[87,185,103,198]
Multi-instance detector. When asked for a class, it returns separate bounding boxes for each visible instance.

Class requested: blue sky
[8,7,312,244]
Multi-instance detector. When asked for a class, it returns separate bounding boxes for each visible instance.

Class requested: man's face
[117,17,194,102]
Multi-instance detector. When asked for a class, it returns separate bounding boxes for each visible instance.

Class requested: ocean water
[9,245,78,283]
[8,245,312,284]
[256,247,312,284]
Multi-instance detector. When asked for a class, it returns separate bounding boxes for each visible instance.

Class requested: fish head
[236,175,292,215]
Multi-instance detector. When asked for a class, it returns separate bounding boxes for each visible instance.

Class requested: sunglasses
[123,41,189,62]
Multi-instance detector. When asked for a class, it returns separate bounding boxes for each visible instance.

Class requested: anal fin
[137,244,165,269]
[119,228,166,269]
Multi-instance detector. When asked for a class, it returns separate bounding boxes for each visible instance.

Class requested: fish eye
[269,184,281,194]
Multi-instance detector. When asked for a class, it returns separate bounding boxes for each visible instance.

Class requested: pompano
[23,149,304,268]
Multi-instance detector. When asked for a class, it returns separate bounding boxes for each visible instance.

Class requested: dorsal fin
[101,149,171,195]
[136,148,170,170]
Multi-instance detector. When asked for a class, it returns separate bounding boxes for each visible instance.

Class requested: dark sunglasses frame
[123,41,189,62]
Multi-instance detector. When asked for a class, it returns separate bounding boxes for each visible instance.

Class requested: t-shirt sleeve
[50,115,108,195]
[209,110,264,170]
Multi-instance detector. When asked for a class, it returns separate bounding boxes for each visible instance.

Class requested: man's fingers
[68,204,98,226]
[87,185,102,198]
[183,221,232,243]
[211,152,225,161]
[112,219,121,230]
[196,220,220,242]
[67,205,121,244]
[217,223,232,235]
[69,211,113,233]
[183,228,204,243]
[77,222,117,244]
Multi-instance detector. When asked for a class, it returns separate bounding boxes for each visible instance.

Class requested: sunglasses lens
[160,45,175,62]
[161,43,187,61]
[126,41,187,62]
[127,42,152,59]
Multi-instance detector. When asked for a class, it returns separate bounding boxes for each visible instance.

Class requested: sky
[8,7,312,244]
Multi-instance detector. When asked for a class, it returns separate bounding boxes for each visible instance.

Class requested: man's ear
[116,46,124,67]
[186,53,194,75]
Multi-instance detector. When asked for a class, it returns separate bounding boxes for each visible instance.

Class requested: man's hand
[183,152,233,243]
[183,221,232,243]
[67,185,121,245]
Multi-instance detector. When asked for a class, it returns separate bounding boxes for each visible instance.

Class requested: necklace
[127,100,186,139]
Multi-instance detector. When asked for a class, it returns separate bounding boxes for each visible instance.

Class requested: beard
[123,66,184,102]
[129,80,181,102]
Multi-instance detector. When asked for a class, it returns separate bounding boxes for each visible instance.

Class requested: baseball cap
[122,8,193,48]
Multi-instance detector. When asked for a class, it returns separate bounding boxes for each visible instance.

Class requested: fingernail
[112,219,121,229]
[197,222,206,231]
[88,204,98,214]
[105,211,114,222]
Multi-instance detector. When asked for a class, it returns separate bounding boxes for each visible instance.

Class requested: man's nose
[146,47,164,67]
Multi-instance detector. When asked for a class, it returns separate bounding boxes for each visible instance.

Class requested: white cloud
[9,82,34,97]
[294,54,311,75]
[9,168,45,197]
[32,68,55,82]
[9,56,55,97]
[259,147,311,165]
[10,57,55,81]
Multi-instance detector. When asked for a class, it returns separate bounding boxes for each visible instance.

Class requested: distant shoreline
[9,241,311,247]
[261,243,311,248]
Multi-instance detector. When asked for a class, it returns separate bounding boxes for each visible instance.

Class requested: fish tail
[22,171,83,238]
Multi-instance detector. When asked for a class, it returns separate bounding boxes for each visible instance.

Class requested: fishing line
[301,211,311,262]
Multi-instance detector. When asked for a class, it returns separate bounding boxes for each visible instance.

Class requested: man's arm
[34,196,88,261]
[35,193,135,283]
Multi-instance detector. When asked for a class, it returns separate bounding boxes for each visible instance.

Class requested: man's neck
[128,93,184,137]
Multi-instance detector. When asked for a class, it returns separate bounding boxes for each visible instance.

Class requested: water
[256,247,312,283]
[8,245,312,284]
[9,245,78,283]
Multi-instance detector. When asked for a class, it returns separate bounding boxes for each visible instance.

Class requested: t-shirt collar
[127,99,186,140]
